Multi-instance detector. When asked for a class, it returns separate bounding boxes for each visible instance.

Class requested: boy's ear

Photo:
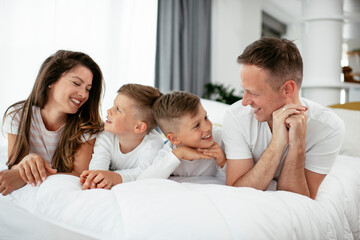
[134,121,147,134]
[167,133,181,145]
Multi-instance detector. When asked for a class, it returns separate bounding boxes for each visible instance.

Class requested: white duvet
[2,155,360,240]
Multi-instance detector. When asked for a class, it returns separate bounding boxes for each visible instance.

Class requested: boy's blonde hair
[118,84,162,133]
[152,91,200,135]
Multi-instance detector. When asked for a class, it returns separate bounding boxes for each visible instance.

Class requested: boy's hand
[80,170,122,190]
[173,146,212,161]
[197,142,226,168]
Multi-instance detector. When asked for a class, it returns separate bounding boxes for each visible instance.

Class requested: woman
[0,50,104,195]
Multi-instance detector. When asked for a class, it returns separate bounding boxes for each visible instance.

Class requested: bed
[0,99,359,240]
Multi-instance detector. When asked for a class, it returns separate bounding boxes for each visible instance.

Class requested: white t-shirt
[223,98,345,177]
[89,130,164,183]
[4,105,96,166]
[137,127,226,180]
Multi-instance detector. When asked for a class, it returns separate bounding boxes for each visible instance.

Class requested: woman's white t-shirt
[4,105,95,166]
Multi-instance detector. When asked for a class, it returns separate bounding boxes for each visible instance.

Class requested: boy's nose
[203,120,212,131]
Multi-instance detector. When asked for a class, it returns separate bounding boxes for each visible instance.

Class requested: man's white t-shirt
[89,130,164,183]
[4,105,95,166]
[223,98,345,177]
[137,127,226,180]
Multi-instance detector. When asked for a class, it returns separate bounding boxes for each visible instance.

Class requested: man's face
[240,64,285,123]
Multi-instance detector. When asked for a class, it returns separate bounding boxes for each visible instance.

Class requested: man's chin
[254,114,267,123]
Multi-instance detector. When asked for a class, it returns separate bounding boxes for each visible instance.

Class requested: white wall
[0,0,158,146]
[211,0,262,94]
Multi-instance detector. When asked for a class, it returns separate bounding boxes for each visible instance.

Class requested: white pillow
[330,108,360,157]
[200,99,230,126]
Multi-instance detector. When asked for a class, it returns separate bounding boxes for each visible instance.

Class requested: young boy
[80,84,164,190]
[137,91,226,181]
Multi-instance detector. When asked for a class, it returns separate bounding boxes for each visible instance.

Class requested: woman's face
[47,65,93,115]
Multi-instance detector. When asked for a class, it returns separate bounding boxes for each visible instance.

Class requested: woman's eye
[73,82,80,86]
[86,88,91,92]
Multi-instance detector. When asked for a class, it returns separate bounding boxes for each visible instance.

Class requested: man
[223,38,344,199]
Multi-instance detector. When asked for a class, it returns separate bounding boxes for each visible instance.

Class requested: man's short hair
[237,37,303,90]
[152,91,200,135]
[118,84,162,132]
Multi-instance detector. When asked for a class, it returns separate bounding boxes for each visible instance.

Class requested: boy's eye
[193,123,199,129]
[205,115,209,120]
[116,107,121,112]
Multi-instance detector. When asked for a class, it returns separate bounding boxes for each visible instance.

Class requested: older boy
[80,84,164,189]
[137,91,226,181]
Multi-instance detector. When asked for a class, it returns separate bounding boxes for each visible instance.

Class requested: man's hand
[172,146,212,161]
[285,110,307,148]
[0,168,26,196]
[197,142,226,168]
[271,104,307,149]
[80,170,122,190]
[16,153,57,186]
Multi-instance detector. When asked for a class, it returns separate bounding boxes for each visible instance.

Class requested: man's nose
[242,92,252,106]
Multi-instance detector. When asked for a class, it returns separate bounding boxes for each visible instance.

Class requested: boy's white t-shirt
[89,129,164,183]
[4,105,95,165]
[223,98,345,177]
[137,127,226,180]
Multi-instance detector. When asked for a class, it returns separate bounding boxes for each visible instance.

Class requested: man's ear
[167,133,181,145]
[134,121,147,134]
[281,80,296,97]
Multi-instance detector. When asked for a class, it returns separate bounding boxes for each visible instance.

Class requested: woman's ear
[134,121,147,134]
[281,80,296,97]
[167,133,181,145]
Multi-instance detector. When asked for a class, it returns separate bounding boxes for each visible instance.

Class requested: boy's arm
[137,144,211,180]
[88,133,112,170]
[115,139,164,182]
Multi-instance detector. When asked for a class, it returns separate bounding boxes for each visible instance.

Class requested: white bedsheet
[1,154,359,240]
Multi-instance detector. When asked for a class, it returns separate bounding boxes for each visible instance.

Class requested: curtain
[155,0,211,97]
[0,0,158,145]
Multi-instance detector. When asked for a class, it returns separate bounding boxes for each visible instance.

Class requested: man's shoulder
[303,98,344,130]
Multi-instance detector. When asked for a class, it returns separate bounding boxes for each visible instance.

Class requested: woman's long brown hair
[3,50,104,172]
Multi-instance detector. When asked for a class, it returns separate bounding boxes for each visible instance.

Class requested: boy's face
[172,103,214,149]
[105,93,138,136]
